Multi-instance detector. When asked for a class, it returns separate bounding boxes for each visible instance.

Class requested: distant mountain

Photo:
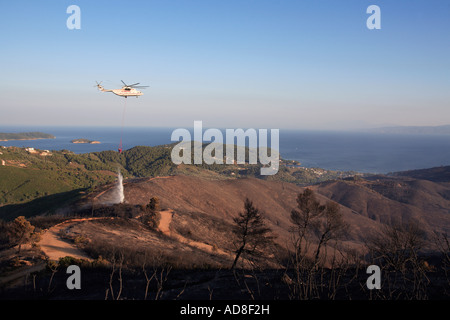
[369,125,450,135]
[390,165,450,182]
[312,177,450,239]
[0,132,55,141]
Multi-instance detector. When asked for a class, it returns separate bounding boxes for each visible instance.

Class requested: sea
[1,125,450,174]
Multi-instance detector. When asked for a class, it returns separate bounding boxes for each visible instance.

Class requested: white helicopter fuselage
[97,84,143,98]
[111,88,143,97]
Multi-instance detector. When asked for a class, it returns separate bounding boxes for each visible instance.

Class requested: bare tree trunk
[47,261,58,293]
[108,259,115,300]
[232,244,245,270]
[155,265,172,300]
[116,253,123,300]
[142,260,156,300]
[107,250,124,300]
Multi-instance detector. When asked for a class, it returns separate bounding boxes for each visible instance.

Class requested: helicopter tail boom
[95,82,112,92]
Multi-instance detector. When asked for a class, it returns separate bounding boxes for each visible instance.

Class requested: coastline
[1,126,450,174]
[0,137,55,142]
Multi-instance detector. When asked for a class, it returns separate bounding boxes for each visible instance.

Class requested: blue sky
[0,0,449,130]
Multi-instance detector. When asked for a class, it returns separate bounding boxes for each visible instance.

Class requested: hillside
[311,177,450,238]
[4,172,442,297]
[0,132,55,141]
[390,165,450,182]
[0,145,357,220]
[85,174,449,252]
[1,156,450,299]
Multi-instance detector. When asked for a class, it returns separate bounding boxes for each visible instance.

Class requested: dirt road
[38,218,101,261]
[1,218,98,288]
[158,209,174,235]
[38,208,231,263]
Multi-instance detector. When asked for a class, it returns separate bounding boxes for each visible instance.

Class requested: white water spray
[94,168,125,205]
[115,169,125,204]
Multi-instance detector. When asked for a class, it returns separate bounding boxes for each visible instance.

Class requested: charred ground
[1,147,449,299]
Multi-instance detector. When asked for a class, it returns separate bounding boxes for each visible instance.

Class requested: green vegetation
[0,132,55,141]
[0,144,358,221]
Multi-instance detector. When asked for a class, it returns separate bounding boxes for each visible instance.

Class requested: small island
[71,138,101,144]
[0,132,55,141]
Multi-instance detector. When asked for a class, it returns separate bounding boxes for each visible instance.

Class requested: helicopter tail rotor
[94,81,106,91]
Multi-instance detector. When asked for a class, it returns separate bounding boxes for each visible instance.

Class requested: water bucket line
[118,97,127,153]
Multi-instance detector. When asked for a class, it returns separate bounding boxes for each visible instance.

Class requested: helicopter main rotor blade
[133,86,149,88]
[121,80,128,87]
[128,83,140,87]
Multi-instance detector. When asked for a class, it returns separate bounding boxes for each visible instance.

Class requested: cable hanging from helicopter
[95,80,149,153]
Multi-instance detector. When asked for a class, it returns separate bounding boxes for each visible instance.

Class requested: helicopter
[95,80,149,98]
